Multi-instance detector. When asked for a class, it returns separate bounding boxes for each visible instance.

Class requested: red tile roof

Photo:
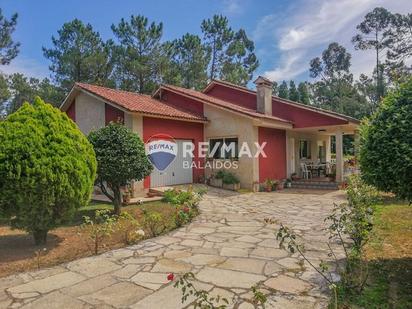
[160,84,292,125]
[74,82,207,122]
[204,79,360,124]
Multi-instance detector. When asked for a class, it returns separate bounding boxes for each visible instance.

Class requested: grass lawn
[0,200,179,278]
[339,200,412,308]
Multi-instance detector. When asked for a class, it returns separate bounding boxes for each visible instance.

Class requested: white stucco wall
[127,114,145,196]
[203,105,259,189]
[75,92,105,135]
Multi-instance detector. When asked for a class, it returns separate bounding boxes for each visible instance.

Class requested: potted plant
[222,172,241,191]
[264,179,274,192]
[210,171,224,188]
[271,179,280,191]
[285,179,292,188]
[276,179,285,191]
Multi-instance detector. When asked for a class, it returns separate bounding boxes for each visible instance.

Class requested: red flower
[167,273,174,281]
[183,207,190,213]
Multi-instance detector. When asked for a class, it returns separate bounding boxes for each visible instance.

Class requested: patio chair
[300,163,312,179]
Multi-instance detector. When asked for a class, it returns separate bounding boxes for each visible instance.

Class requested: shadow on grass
[0,233,63,263]
[64,202,114,226]
[337,258,412,308]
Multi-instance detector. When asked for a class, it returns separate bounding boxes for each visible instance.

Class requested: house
[60,76,360,194]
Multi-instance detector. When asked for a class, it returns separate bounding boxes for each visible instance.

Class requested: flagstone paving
[0,188,347,308]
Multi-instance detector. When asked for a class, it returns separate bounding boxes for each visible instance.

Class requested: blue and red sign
[146,134,177,171]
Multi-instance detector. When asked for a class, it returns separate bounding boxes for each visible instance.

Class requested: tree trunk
[33,229,48,245]
[113,187,122,215]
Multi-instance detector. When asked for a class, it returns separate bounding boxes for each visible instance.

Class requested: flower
[183,207,190,213]
[167,273,174,281]
[136,229,145,237]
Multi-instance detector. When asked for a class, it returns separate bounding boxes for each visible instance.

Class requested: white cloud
[222,0,244,16]
[256,0,412,82]
[264,51,306,81]
[0,57,50,80]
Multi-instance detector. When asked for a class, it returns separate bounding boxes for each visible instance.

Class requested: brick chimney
[254,76,273,115]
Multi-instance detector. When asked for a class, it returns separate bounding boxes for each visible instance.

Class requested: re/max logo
[148,143,175,152]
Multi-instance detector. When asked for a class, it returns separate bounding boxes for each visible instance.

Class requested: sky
[0,0,411,84]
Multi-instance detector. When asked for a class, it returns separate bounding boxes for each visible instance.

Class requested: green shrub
[360,77,412,203]
[215,170,226,179]
[88,123,153,215]
[162,187,205,208]
[222,172,240,185]
[141,211,166,237]
[338,174,380,254]
[214,170,240,184]
[80,209,116,255]
[162,189,193,205]
[116,212,144,245]
[175,206,192,227]
[0,97,96,244]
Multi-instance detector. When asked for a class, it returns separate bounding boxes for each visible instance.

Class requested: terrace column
[354,129,360,167]
[335,129,344,182]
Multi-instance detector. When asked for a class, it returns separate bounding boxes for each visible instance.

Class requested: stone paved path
[0,188,347,309]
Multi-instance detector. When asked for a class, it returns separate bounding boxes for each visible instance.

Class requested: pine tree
[111,15,163,94]
[0,9,19,116]
[310,42,371,118]
[352,7,392,101]
[0,9,19,65]
[297,82,310,105]
[201,15,233,81]
[385,12,412,78]
[6,73,65,114]
[278,81,289,99]
[0,74,10,117]
[201,15,258,85]
[288,80,299,101]
[221,29,259,86]
[272,81,278,96]
[167,34,210,90]
[43,19,114,92]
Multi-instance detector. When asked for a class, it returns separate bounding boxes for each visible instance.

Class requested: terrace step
[149,186,175,196]
[291,181,339,190]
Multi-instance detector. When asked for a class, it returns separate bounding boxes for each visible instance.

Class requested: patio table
[306,164,327,177]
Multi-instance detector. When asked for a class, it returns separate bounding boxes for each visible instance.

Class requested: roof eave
[203,80,361,125]
[60,84,79,111]
[134,112,208,123]
[62,84,207,123]
[161,85,293,129]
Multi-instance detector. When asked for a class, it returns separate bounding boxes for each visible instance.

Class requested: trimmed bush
[88,123,153,215]
[214,170,239,184]
[360,78,412,202]
[0,97,96,244]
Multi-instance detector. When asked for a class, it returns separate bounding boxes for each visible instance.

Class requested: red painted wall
[143,117,204,188]
[271,99,347,128]
[206,84,257,110]
[66,100,75,121]
[206,84,348,128]
[162,90,204,115]
[259,127,286,182]
[105,103,124,125]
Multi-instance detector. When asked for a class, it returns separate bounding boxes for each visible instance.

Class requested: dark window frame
[209,137,239,159]
[299,140,312,159]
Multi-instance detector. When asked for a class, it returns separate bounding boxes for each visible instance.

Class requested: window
[209,138,238,159]
[299,140,312,159]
